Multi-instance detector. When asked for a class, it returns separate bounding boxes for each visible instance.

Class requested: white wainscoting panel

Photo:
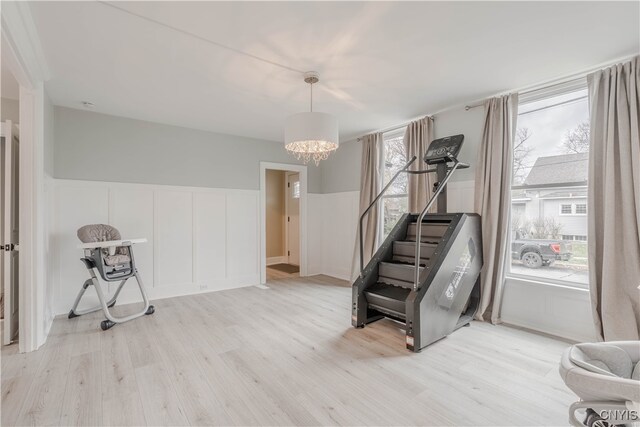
[194,192,227,288]
[226,192,259,283]
[321,191,360,281]
[306,193,324,276]
[108,187,154,302]
[55,185,109,312]
[501,277,596,342]
[154,190,193,288]
[43,174,57,340]
[53,179,260,315]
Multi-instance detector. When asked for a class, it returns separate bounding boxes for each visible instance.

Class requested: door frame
[1,121,20,345]
[284,171,300,266]
[2,2,51,352]
[260,162,307,283]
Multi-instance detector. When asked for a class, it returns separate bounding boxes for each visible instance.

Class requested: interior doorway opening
[1,47,21,345]
[265,169,300,279]
[1,98,21,346]
[260,162,308,284]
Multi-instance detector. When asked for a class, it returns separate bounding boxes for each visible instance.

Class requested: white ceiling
[30,1,639,142]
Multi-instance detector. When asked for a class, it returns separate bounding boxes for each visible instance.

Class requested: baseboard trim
[267,256,287,266]
[54,276,260,316]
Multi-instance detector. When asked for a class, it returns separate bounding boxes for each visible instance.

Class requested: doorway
[1,120,20,345]
[285,172,300,267]
[260,162,308,284]
[264,169,300,279]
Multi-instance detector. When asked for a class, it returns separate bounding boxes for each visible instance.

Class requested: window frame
[558,203,587,216]
[575,203,587,215]
[505,80,590,290]
[559,204,573,215]
[380,129,409,239]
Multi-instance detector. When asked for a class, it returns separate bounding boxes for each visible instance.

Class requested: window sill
[504,272,589,291]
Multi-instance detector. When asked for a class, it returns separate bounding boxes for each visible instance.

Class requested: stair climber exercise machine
[352,134,483,352]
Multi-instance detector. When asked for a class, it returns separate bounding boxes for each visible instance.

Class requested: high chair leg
[68,273,122,318]
[68,268,155,330]
[94,270,154,331]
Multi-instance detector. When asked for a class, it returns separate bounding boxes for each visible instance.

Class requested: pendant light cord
[310,82,313,112]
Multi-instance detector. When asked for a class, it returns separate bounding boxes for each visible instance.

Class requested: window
[382,130,408,237]
[562,234,587,241]
[292,181,300,199]
[559,203,587,215]
[509,83,590,287]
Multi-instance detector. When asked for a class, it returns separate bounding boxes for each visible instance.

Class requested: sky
[516,88,589,177]
[382,88,590,186]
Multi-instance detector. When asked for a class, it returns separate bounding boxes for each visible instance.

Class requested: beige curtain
[474,94,518,323]
[351,133,384,280]
[587,56,640,341]
[404,117,436,213]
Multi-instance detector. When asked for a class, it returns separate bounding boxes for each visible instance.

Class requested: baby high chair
[69,224,155,330]
[560,341,640,427]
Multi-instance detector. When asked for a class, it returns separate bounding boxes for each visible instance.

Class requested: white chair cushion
[633,361,640,381]
[104,254,131,266]
[571,343,634,378]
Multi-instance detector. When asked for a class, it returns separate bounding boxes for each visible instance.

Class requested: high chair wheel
[108,300,117,308]
[145,305,155,315]
[100,320,116,331]
[68,310,79,319]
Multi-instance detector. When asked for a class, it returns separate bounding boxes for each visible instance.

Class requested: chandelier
[284,72,339,165]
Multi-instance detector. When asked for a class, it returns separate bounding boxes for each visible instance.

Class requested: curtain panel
[403,117,436,213]
[587,56,640,341]
[474,93,518,323]
[351,133,384,280]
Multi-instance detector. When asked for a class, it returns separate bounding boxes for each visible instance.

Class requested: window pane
[509,86,589,287]
[383,196,408,237]
[382,131,408,238]
[383,133,408,194]
[292,181,300,199]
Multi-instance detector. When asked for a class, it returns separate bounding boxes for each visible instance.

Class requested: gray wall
[433,105,485,183]
[54,106,322,192]
[52,104,485,194]
[317,105,486,194]
[321,139,361,193]
[1,98,19,123]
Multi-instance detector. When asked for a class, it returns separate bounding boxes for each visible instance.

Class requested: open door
[286,172,300,266]
[2,121,19,345]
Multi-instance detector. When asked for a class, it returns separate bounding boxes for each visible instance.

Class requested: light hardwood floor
[2,274,576,426]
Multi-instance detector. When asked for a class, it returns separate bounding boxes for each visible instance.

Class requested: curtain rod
[357,116,434,141]
[459,53,636,112]
[355,53,636,141]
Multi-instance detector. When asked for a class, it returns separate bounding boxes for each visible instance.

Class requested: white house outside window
[509,83,590,288]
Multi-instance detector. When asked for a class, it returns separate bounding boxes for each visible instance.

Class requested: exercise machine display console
[424,134,464,164]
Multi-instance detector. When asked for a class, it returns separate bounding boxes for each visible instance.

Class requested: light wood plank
[1,275,576,426]
[59,351,103,426]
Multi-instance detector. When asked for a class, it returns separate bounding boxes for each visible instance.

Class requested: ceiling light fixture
[284,72,339,166]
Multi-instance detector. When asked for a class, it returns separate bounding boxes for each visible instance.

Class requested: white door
[2,121,19,345]
[286,172,300,266]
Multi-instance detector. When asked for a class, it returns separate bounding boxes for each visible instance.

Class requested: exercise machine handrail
[413,154,461,289]
[359,156,417,277]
